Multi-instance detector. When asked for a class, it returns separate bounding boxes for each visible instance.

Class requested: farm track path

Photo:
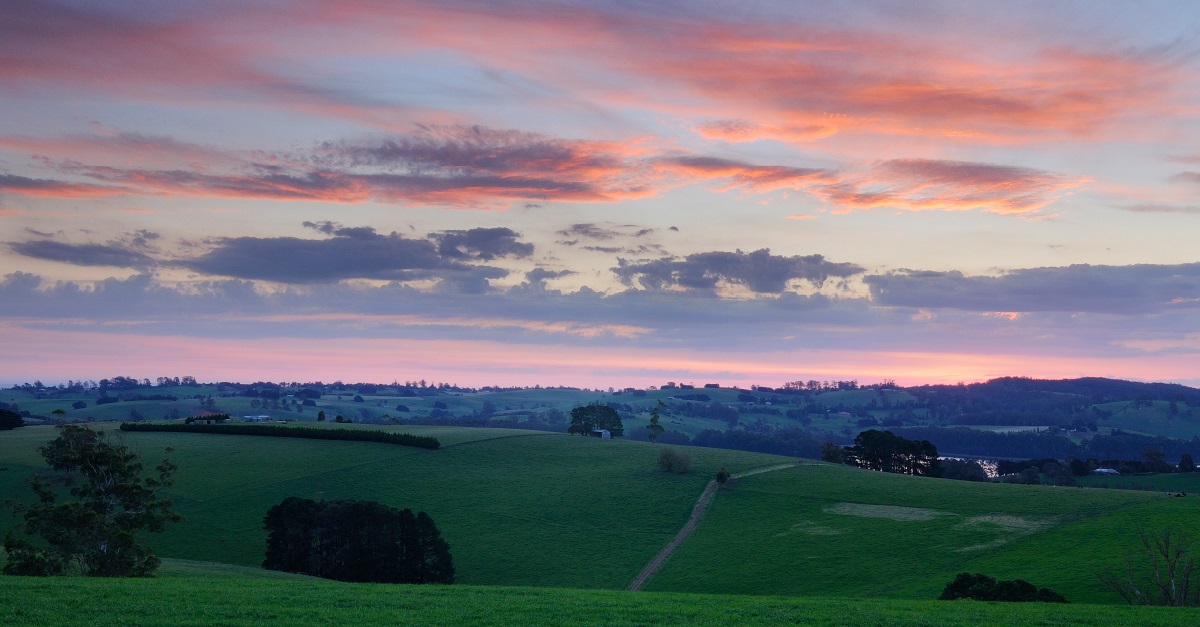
[626,462,798,591]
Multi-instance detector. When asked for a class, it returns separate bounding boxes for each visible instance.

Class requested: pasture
[1,559,1194,626]
[2,421,1198,616]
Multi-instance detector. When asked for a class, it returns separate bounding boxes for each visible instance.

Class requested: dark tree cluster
[263,497,453,584]
[567,404,623,436]
[843,430,942,477]
[0,408,23,430]
[939,572,1068,603]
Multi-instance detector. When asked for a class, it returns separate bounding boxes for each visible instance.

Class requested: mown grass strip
[119,421,440,449]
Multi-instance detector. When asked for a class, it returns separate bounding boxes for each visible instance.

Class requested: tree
[820,441,844,464]
[262,497,453,584]
[1142,446,1171,473]
[1098,526,1197,606]
[317,410,326,422]
[715,467,731,487]
[1179,453,1196,473]
[843,430,942,477]
[646,401,666,443]
[3,425,181,576]
[942,458,988,482]
[0,408,22,431]
[567,404,623,437]
[657,447,692,473]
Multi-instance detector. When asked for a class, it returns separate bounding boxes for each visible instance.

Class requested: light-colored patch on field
[825,503,954,521]
[955,515,1055,552]
[774,521,845,538]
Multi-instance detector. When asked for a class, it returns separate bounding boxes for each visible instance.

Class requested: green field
[1,560,1194,626]
[0,424,787,589]
[3,421,1199,623]
[1078,472,1200,493]
[646,463,1192,603]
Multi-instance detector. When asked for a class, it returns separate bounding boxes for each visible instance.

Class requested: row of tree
[263,497,454,584]
[827,430,943,477]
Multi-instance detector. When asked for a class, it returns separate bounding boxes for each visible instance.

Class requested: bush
[658,448,693,473]
[939,572,1068,603]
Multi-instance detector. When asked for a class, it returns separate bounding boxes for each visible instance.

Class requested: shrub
[658,448,693,473]
[939,572,1068,603]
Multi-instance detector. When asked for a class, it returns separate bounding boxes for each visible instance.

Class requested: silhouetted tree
[820,441,844,464]
[844,430,942,477]
[0,408,22,431]
[3,426,180,576]
[646,401,666,443]
[568,404,623,437]
[942,458,988,482]
[262,497,453,584]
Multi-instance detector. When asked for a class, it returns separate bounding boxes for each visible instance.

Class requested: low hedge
[119,422,440,450]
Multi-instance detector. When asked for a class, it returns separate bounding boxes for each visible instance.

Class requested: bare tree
[1098,526,1197,606]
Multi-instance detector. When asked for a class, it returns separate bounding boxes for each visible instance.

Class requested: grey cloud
[9,239,154,268]
[557,223,623,241]
[615,249,865,293]
[300,221,379,239]
[865,263,1200,314]
[179,233,454,283]
[433,227,534,260]
[1169,172,1200,185]
[1121,204,1200,215]
[177,224,533,286]
[525,268,575,283]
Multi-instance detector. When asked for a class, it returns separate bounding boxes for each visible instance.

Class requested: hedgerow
[118,422,440,449]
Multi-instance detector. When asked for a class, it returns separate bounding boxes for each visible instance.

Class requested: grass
[1077,472,1200,492]
[2,423,1195,611]
[646,463,1188,603]
[1,561,1195,626]
[0,424,787,589]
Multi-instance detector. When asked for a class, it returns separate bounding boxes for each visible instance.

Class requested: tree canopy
[263,497,454,584]
[0,408,22,431]
[3,425,180,577]
[843,429,942,477]
[567,404,623,437]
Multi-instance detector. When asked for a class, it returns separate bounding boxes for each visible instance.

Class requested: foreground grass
[1,562,1194,626]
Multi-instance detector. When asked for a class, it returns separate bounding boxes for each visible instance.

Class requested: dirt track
[626,462,796,591]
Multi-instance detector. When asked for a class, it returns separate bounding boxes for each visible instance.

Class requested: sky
[2,0,1200,389]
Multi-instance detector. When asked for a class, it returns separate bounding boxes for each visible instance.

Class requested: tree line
[118,422,441,450]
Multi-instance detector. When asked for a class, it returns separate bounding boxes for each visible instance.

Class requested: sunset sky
[3,1,1200,389]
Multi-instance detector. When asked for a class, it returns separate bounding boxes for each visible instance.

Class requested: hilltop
[4,376,1199,465]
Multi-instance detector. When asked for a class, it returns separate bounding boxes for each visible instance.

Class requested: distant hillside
[5,375,1200,461]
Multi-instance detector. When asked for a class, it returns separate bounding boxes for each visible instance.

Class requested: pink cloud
[4,325,1198,390]
[813,159,1088,215]
[3,3,1181,145]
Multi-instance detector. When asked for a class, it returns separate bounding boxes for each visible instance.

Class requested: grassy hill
[0,424,787,589]
[645,463,1193,603]
[4,422,1196,607]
